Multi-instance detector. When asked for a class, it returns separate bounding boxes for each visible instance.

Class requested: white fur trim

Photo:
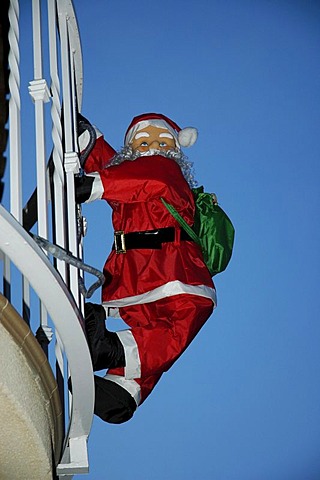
[93,125,103,139]
[116,330,141,379]
[78,125,103,153]
[126,120,180,148]
[78,130,90,152]
[103,374,141,405]
[178,127,198,147]
[85,172,104,202]
[103,280,216,317]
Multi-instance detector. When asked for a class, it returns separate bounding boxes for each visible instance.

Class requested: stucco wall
[0,294,63,479]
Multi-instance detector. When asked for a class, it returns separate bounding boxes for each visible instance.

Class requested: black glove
[77,113,97,168]
[77,112,92,136]
[74,175,95,203]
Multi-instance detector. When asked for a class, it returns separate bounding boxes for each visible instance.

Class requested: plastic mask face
[131,126,176,153]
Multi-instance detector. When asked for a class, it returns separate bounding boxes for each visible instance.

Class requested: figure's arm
[77,113,116,173]
[75,169,169,205]
[82,157,190,205]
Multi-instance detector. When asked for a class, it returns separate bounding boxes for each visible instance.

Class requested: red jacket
[84,136,216,308]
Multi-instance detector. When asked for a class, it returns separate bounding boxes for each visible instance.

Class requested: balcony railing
[0,0,96,477]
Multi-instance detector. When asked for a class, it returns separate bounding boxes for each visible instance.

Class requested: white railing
[1,0,95,477]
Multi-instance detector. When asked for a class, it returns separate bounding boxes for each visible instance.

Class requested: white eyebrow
[134,132,150,139]
[159,132,174,139]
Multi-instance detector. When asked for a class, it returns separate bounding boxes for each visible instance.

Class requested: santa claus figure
[76,113,216,424]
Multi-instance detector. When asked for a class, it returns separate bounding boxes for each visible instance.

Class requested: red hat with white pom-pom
[125,113,198,149]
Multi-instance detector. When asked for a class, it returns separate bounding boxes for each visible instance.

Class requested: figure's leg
[93,295,213,424]
[105,295,213,411]
[94,375,137,424]
[93,371,163,424]
[84,302,125,371]
[118,294,214,379]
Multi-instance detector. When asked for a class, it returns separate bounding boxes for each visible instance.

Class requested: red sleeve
[84,136,116,174]
[98,155,191,206]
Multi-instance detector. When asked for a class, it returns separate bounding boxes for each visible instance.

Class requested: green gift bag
[161,186,235,276]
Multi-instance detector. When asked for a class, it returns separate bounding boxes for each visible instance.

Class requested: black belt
[112,227,193,253]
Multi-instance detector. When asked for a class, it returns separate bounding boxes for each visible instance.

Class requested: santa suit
[82,132,216,408]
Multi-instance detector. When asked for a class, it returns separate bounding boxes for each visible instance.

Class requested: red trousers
[107,294,214,404]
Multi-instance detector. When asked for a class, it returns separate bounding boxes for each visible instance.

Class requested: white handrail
[57,1,82,307]
[57,0,83,109]
[4,0,95,476]
[0,205,94,474]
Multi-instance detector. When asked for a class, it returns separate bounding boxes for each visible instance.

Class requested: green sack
[161,186,235,276]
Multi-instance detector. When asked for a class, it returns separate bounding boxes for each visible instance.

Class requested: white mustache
[139,149,171,157]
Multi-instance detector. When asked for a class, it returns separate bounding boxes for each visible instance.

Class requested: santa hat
[124,113,198,149]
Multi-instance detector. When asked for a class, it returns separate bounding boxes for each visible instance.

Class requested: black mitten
[74,175,94,203]
[77,113,97,167]
[77,112,92,136]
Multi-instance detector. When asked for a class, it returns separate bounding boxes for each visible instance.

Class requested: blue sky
[13,1,320,479]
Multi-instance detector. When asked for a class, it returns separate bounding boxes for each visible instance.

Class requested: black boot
[84,303,125,371]
[94,375,136,424]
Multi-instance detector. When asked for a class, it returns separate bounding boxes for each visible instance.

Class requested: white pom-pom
[178,127,198,147]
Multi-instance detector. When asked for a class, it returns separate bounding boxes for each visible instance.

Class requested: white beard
[138,148,172,157]
[106,146,198,188]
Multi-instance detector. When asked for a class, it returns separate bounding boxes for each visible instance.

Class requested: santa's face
[130,125,177,153]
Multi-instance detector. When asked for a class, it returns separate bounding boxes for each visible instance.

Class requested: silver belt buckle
[114,230,126,253]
